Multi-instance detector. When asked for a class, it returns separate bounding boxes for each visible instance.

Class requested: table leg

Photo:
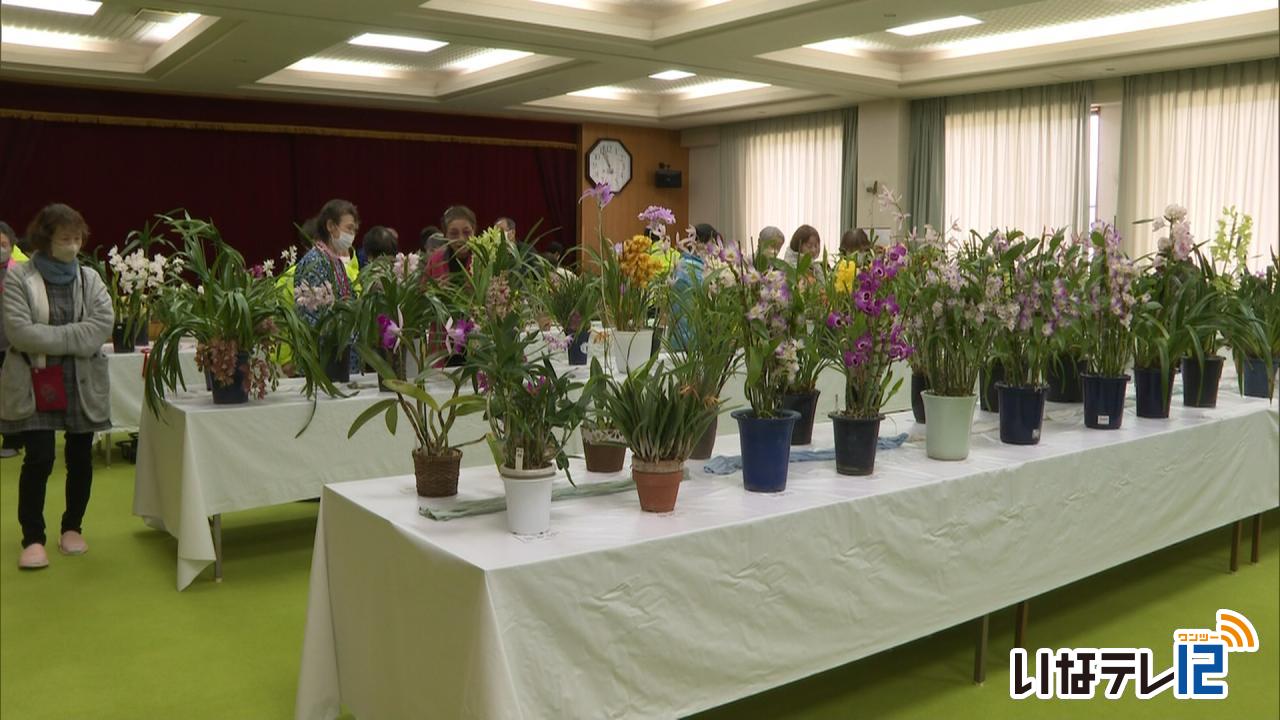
[1014,601,1030,649]
[1229,520,1242,573]
[973,614,989,685]
[1251,514,1262,565]
[212,514,223,583]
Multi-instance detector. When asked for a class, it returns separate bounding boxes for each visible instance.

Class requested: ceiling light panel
[650,69,695,80]
[447,48,532,73]
[288,57,401,78]
[887,15,982,36]
[1,0,100,15]
[349,32,447,53]
[0,25,103,49]
[568,85,630,99]
[142,12,199,42]
[681,78,769,99]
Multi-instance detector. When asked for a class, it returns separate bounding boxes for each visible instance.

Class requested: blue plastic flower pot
[567,329,590,365]
[1082,374,1129,430]
[1240,356,1278,399]
[1181,356,1223,408]
[732,409,799,493]
[996,383,1046,445]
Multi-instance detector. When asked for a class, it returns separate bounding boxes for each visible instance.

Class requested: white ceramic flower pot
[610,329,654,374]
[921,392,977,461]
[501,468,555,535]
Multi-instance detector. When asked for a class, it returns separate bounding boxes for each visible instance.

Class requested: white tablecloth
[105,344,202,430]
[295,392,1278,720]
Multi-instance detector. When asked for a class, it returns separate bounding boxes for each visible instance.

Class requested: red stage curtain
[0,82,578,263]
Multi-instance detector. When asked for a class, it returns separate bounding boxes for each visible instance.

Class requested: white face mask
[333,231,355,254]
[51,241,81,263]
[0,246,10,263]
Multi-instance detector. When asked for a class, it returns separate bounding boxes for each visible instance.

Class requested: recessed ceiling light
[886,15,981,36]
[144,12,199,42]
[935,0,1276,58]
[289,57,400,78]
[0,25,100,50]
[447,48,532,73]
[0,0,101,15]
[682,79,769,99]
[349,33,447,54]
[568,86,628,99]
[649,70,695,81]
[804,38,871,54]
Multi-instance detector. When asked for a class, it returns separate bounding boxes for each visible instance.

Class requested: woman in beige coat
[0,204,113,570]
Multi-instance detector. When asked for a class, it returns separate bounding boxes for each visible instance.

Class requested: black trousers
[17,431,94,548]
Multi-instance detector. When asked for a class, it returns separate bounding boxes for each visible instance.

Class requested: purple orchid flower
[580,182,614,208]
[377,314,401,351]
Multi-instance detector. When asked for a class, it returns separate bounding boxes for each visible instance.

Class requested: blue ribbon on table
[701,433,909,475]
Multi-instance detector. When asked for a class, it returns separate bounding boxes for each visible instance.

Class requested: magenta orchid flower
[580,182,615,208]
[376,314,401,351]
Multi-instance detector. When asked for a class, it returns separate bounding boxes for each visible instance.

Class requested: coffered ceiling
[1,0,1277,128]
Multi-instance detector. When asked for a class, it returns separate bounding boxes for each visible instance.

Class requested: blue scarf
[32,252,79,286]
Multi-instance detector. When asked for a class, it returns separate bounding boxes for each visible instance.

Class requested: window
[1089,107,1100,222]
[1118,59,1278,266]
[718,111,844,253]
[943,83,1092,236]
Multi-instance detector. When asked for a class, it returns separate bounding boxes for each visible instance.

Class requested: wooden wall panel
[578,123,690,255]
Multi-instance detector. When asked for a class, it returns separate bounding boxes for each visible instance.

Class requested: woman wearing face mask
[295,199,361,373]
[426,205,476,281]
[1,204,113,570]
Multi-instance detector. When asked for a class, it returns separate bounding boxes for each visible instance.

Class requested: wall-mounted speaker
[655,167,682,188]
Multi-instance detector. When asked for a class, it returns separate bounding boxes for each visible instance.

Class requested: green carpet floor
[1,446,1276,719]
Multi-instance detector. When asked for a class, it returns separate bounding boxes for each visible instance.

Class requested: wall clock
[586,138,633,194]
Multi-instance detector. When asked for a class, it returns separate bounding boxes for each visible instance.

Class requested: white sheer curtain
[1118,60,1279,267]
[943,82,1091,236]
[719,110,843,253]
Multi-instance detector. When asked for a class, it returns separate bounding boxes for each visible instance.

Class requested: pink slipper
[19,543,49,569]
[58,531,88,556]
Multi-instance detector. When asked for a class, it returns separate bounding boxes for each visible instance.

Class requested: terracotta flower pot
[688,415,718,460]
[583,437,626,473]
[413,448,461,498]
[632,459,684,513]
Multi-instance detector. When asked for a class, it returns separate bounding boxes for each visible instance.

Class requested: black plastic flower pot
[780,391,821,445]
[324,346,352,384]
[1081,374,1129,430]
[211,352,250,405]
[830,413,883,476]
[1134,366,1174,419]
[910,372,929,424]
[112,323,136,354]
[979,361,1004,413]
[1046,355,1086,403]
[996,383,1046,445]
[1181,356,1223,408]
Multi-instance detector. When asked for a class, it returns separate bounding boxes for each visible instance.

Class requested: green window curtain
[908,98,946,232]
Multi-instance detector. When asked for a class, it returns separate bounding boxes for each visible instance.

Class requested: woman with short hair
[1,204,113,570]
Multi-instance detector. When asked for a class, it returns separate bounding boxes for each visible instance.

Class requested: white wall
[854,99,911,231]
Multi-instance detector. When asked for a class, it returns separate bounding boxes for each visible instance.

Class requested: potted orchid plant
[83,220,180,352]
[601,355,718,513]
[728,245,803,492]
[534,252,599,365]
[778,252,832,445]
[1080,222,1141,429]
[580,358,627,472]
[1208,206,1277,399]
[583,184,662,373]
[910,229,997,460]
[144,212,333,411]
[1042,232,1090,404]
[454,223,596,534]
[985,229,1068,445]
[1132,203,1217,415]
[821,243,912,474]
